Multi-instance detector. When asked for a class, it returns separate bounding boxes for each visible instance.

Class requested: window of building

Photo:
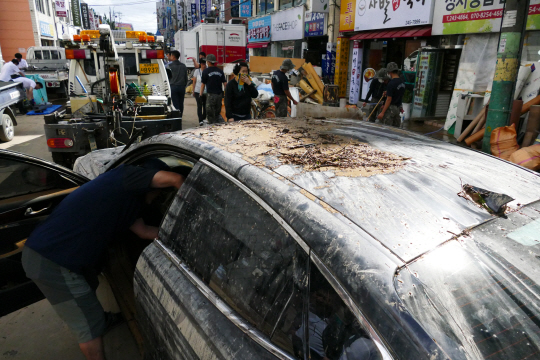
[45,0,51,16]
[276,40,302,58]
[253,47,268,57]
[35,0,46,14]
[279,0,304,10]
[165,164,309,356]
[257,0,274,15]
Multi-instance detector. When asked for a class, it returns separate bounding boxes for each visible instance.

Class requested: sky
[87,0,157,33]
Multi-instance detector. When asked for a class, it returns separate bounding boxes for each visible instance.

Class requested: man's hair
[233,62,249,76]
[35,82,43,89]
[15,53,22,59]
[199,51,206,57]
[199,59,206,65]
[11,59,19,65]
[169,50,180,60]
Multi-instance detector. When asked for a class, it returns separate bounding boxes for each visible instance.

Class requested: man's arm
[377,96,392,120]
[285,89,298,105]
[129,218,159,240]
[151,170,184,189]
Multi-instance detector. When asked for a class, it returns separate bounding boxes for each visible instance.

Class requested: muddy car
[2,118,540,360]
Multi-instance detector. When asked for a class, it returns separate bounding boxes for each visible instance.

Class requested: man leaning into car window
[21,163,184,360]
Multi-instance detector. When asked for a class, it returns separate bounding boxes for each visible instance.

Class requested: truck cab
[25,46,69,95]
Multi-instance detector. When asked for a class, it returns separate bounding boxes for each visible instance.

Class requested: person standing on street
[225,62,258,121]
[377,62,405,127]
[200,54,227,124]
[191,58,207,126]
[167,50,188,116]
[362,68,388,122]
[22,163,184,360]
[15,53,28,71]
[190,51,207,69]
[271,59,298,117]
[0,59,25,82]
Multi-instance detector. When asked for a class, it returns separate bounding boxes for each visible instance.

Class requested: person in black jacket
[225,62,258,121]
[363,68,389,122]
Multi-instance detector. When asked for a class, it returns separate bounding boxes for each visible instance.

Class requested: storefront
[271,6,304,58]
[303,12,328,66]
[247,15,271,56]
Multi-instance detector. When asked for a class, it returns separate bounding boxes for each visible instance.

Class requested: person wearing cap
[363,68,388,122]
[22,162,185,360]
[0,59,25,82]
[200,54,227,124]
[191,58,207,126]
[15,53,28,71]
[167,50,189,117]
[12,77,43,105]
[377,62,405,127]
[271,59,298,117]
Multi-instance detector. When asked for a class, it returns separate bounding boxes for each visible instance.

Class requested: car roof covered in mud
[77,118,540,263]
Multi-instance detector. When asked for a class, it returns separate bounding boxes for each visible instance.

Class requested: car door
[134,159,312,360]
[0,149,89,317]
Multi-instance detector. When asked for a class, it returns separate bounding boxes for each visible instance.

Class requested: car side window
[0,158,78,201]
[51,50,59,60]
[34,51,42,60]
[308,264,382,360]
[163,163,309,358]
[42,51,51,60]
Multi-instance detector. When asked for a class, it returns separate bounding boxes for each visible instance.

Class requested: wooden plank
[249,56,305,74]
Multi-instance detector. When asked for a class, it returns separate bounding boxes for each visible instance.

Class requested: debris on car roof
[187,119,410,177]
[459,184,514,216]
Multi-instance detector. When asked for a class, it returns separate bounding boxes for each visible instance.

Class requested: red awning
[350,26,432,41]
[247,42,269,48]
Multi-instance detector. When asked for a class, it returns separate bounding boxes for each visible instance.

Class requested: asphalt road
[0,96,200,360]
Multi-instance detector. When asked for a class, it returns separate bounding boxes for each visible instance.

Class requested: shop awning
[247,42,270,48]
[350,26,432,40]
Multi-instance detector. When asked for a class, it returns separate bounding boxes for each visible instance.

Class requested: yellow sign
[334,38,350,98]
[139,63,159,74]
[339,0,356,32]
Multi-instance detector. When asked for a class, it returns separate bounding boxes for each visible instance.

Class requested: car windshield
[396,201,540,360]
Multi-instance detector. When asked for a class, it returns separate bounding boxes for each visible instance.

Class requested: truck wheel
[0,113,15,142]
[51,152,77,169]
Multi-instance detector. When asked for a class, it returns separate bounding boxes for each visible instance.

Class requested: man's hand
[292,99,298,105]
[377,112,384,120]
[129,218,159,240]
[362,102,367,107]
[241,75,251,85]
[151,171,184,190]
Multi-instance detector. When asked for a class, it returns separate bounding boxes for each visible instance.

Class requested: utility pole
[482,0,530,152]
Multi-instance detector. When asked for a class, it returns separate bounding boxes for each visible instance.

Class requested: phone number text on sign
[139,64,159,74]
[248,26,270,41]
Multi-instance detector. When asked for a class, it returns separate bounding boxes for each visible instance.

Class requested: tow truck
[43,25,182,168]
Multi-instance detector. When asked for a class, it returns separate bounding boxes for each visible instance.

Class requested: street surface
[0,97,199,360]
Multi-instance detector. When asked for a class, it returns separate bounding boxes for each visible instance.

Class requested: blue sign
[248,16,271,43]
[200,0,208,18]
[40,21,53,37]
[231,1,239,17]
[304,13,324,37]
[191,3,198,25]
[240,0,251,17]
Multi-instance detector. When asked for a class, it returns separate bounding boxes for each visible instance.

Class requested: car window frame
[154,158,392,359]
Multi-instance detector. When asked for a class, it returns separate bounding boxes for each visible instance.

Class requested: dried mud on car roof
[186,119,409,177]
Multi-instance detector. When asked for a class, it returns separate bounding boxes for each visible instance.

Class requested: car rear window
[51,50,59,59]
[34,51,42,60]
[396,237,540,360]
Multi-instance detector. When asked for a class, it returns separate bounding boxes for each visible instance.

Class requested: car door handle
[25,205,50,216]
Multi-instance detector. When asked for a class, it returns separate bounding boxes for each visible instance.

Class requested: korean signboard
[200,0,208,18]
[191,2,198,26]
[55,0,67,17]
[72,0,82,27]
[231,1,239,17]
[248,16,271,43]
[271,6,304,41]
[240,0,252,17]
[354,0,434,31]
[325,42,336,83]
[94,14,100,29]
[40,21,55,37]
[334,37,350,98]
[116,23,134,30]
[340,0,356,32]
[88,9,95,30]
[433,0,540,34]
[185,0,193,29]
[349,41,363,104]
[80,3,90,29]
[305,12,325,37]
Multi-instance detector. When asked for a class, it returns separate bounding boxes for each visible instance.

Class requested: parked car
[25,46,69,96]
[2,118,540,360]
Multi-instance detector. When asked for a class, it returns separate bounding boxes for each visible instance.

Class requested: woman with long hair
[224,62,258,121]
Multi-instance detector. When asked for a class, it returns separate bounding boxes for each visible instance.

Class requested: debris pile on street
[188,118,409,177]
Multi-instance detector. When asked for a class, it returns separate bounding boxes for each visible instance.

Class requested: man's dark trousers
[171,85,185,116]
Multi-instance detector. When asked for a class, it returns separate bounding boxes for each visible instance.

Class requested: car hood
[395,201,540,360]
